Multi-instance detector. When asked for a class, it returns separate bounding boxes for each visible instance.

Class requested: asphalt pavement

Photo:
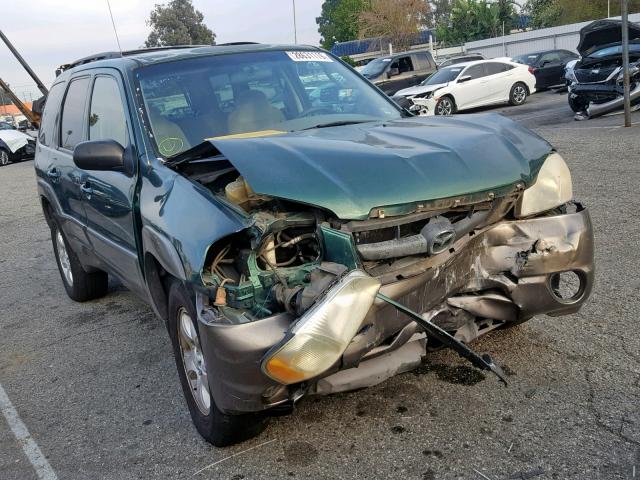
[1,91,639,480]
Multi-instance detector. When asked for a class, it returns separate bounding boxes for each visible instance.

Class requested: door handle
[80,182,93,197]
[46,167,61,180]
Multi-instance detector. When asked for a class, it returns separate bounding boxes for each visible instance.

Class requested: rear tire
[434,96,456,116]
[509,82,528,106]
[51,218,108,302]
[167,281,268,447]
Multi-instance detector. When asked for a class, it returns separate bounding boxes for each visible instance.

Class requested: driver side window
[89,76,128,148]
[391,56,414,74]
[464,64,486,80]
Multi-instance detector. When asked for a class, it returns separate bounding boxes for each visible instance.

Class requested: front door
[453,64,489,110]
[536,52,564,88]
[79,72,142,291]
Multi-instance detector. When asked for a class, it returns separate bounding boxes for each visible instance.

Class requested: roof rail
[217,42,260,46]
[56,45,211,75]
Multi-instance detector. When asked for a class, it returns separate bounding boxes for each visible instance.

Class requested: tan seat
[150,112,190,156]
[228,90,284,134]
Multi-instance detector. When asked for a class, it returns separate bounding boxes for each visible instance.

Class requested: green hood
[211,114,552,220]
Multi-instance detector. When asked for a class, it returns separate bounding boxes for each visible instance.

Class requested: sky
[0,0,324,102]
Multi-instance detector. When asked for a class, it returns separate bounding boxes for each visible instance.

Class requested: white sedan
[394,59,537,116]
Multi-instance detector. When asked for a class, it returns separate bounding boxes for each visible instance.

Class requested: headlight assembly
[413,91,434,99]
[515,153,573,218]
[262,270,380,385]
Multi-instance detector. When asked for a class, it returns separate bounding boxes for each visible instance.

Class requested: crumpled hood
[211,114,552,220]
[395,83,447,97]
[577,19,640,56]
[0,130,31,154]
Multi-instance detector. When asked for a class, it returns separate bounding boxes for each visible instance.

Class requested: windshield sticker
[286,51,333,62]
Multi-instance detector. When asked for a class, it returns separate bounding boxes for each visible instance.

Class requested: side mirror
[73,140,125,171]
[387,67,400,78]
[457,75,472,83]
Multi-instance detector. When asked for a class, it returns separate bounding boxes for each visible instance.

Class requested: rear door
[412,52,436,85]
[55,76,93,251]
[80,71,143,291]
[483,62,513,102]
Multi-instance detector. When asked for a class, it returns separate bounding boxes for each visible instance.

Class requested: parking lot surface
[1,91,639,480]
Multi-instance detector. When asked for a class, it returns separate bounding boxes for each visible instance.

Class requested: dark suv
[361,50,437,95]
[36,44,593,447]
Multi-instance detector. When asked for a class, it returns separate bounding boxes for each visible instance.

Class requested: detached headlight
[262,270,380,385]
[413,91,434,99]
[516,153,573,218]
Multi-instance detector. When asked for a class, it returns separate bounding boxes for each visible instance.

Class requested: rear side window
[60,77,90,150]
[38,82,66,147]
[89,76,128,147]
[485,62,509,75]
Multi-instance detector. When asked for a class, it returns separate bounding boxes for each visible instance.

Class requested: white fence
[465,13,640,58]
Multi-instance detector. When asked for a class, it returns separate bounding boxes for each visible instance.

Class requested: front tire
[434,96,456,116]
[167,281,267,447]
[568,94,588,113]
[51,218,108,302]
[0,149,9,166]
[509,82,528,106]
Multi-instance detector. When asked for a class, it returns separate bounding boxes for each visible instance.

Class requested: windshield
[588,43,640,58]
[512,54,539,66]
[361,57,392,78]
[137,50,401,157]
[421,66,464,85]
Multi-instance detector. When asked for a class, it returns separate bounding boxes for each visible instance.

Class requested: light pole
[621,0,631,127]
[292,0,298,44]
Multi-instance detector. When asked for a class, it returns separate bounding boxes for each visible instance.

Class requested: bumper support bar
[376,293,508,385]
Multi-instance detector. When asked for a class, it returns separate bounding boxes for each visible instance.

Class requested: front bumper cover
[197,205,594,414]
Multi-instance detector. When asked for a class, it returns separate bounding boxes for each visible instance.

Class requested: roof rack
[56,45,211,75]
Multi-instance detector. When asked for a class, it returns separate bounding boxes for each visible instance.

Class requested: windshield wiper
[300,120,374,131]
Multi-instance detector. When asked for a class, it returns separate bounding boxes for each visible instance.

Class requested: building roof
[0,103,31,115]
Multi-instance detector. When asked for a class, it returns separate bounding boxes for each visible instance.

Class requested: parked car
[437,53,485,68]
[0,121,16,130]
[360,50,437,95]
[0,129,35,166]
[512,49,578,89]
[37,44,593,447]
[394,59,536,115]
[567,19,640,116]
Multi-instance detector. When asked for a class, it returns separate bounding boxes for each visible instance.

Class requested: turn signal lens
[262,270,381,385]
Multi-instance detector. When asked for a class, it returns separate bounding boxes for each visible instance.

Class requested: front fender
[139,161,253,286]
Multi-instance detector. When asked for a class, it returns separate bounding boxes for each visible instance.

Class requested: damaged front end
[569,19,640,118]
[176,141,594,414]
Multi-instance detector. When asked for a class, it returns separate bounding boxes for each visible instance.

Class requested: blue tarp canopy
[331,30,434,57]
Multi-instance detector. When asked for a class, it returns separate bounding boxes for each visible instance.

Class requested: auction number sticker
[286,51,333,62]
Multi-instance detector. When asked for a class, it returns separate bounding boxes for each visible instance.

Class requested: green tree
[524,0,640,29]
[359,0,431,51]
[145,0,215,47]
[317,0,367,50]
[436,0,514,45]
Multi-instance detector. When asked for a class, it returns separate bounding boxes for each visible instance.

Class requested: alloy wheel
[513,85,527,104]
[178,308,211,415]
[56,229,74,286]
[436,98,453,115]
[0,150,8,166]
